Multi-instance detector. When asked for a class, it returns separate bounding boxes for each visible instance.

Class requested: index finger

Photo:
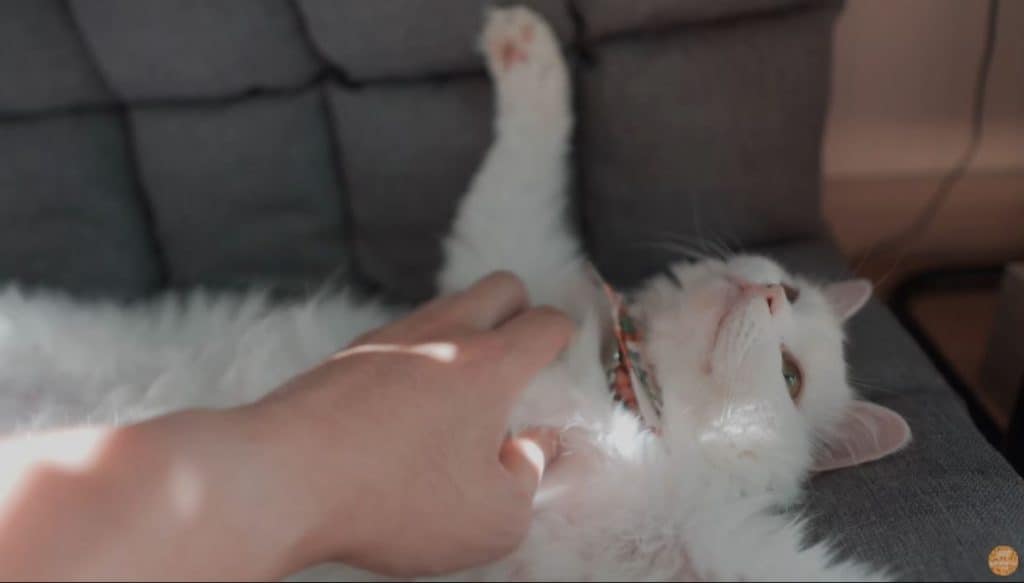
[414,271,529,332]
[492,306,574,393]
[452,271,530,330]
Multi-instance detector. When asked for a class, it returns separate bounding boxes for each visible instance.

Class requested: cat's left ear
[812,401,911,472]
[823,279,873,321]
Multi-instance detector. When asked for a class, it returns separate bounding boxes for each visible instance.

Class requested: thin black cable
[862,0,1000,283]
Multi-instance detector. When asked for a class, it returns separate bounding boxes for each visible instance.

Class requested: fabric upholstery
[0,0,839,301]
[581,2,835,285]
[576,0,815,40]
[131,89,347,292]
[0,1,1021,579]
[298,0,575,81]
[70,0,320,101]
[325,80,493,300]
[0,1,112,112]
[0,112,160,298]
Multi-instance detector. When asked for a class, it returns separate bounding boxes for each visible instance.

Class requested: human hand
[249,271,575,578]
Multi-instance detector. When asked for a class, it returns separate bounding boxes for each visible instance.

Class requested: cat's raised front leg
[438,7,584,310]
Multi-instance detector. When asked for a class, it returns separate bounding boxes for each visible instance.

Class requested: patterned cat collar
[588,265,664,433]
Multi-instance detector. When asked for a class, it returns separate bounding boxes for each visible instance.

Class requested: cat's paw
[481,6,570,128]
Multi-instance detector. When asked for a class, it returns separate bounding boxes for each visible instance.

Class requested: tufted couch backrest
[0,0,841,303]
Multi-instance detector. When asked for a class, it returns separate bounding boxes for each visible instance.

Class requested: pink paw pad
[495,24,536,71]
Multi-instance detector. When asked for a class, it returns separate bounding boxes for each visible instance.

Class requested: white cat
[0,6,911,581]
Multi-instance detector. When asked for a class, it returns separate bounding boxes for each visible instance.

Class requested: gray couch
[1,1,1021,580]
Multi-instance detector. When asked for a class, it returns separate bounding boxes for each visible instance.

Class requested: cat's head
[634,255,910,498]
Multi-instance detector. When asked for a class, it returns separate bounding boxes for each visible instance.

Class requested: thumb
[498,427,562,497]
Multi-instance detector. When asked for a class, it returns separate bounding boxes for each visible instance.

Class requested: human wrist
[137,407,321,580]
[236,391,370,576]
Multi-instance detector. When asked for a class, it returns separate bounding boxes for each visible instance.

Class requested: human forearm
[0,272,571,581]
[0,408,313,581]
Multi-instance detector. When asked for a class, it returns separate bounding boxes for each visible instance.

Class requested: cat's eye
[781,350,803,402]
[782,284,800,304]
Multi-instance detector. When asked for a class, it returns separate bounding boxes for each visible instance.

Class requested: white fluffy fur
[0,7,906,581]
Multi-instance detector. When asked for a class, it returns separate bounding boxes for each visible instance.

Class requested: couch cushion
[0,0,843,300]
[576,0,814,40]
[70,0,319,100]
[131,88,347,293]
[326,79,492,301]
[298,0,575,81]
[761,239,1024,581]
[583,1,838,288]
[0,112,160,298]
[0,0,112,114]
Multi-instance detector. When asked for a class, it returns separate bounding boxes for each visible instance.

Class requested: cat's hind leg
[438,7,583,310]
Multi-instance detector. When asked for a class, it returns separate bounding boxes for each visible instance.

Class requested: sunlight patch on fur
[700,401,780,451]
[604,412,646,459]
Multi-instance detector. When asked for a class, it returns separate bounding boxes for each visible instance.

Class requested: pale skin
[0,271,574,581]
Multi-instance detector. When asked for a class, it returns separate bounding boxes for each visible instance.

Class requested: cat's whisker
[725,231,744,256]
[683,232,733,261]
[630,239,713,263]
[639,231,729,262]
[708,236,735,260]
[848,375,899,396]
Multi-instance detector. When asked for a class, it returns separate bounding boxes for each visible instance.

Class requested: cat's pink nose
[735,281,786,316]
[751,283,786,316]
[727,276,788,316]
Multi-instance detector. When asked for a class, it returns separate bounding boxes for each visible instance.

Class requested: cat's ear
[812,401,911,472]
[823,279,872,321]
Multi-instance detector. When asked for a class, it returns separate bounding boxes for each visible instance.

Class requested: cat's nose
[744,283,787,316]
[763,284,787,316]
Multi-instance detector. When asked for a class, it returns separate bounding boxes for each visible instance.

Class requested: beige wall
[824,0,1023,179]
